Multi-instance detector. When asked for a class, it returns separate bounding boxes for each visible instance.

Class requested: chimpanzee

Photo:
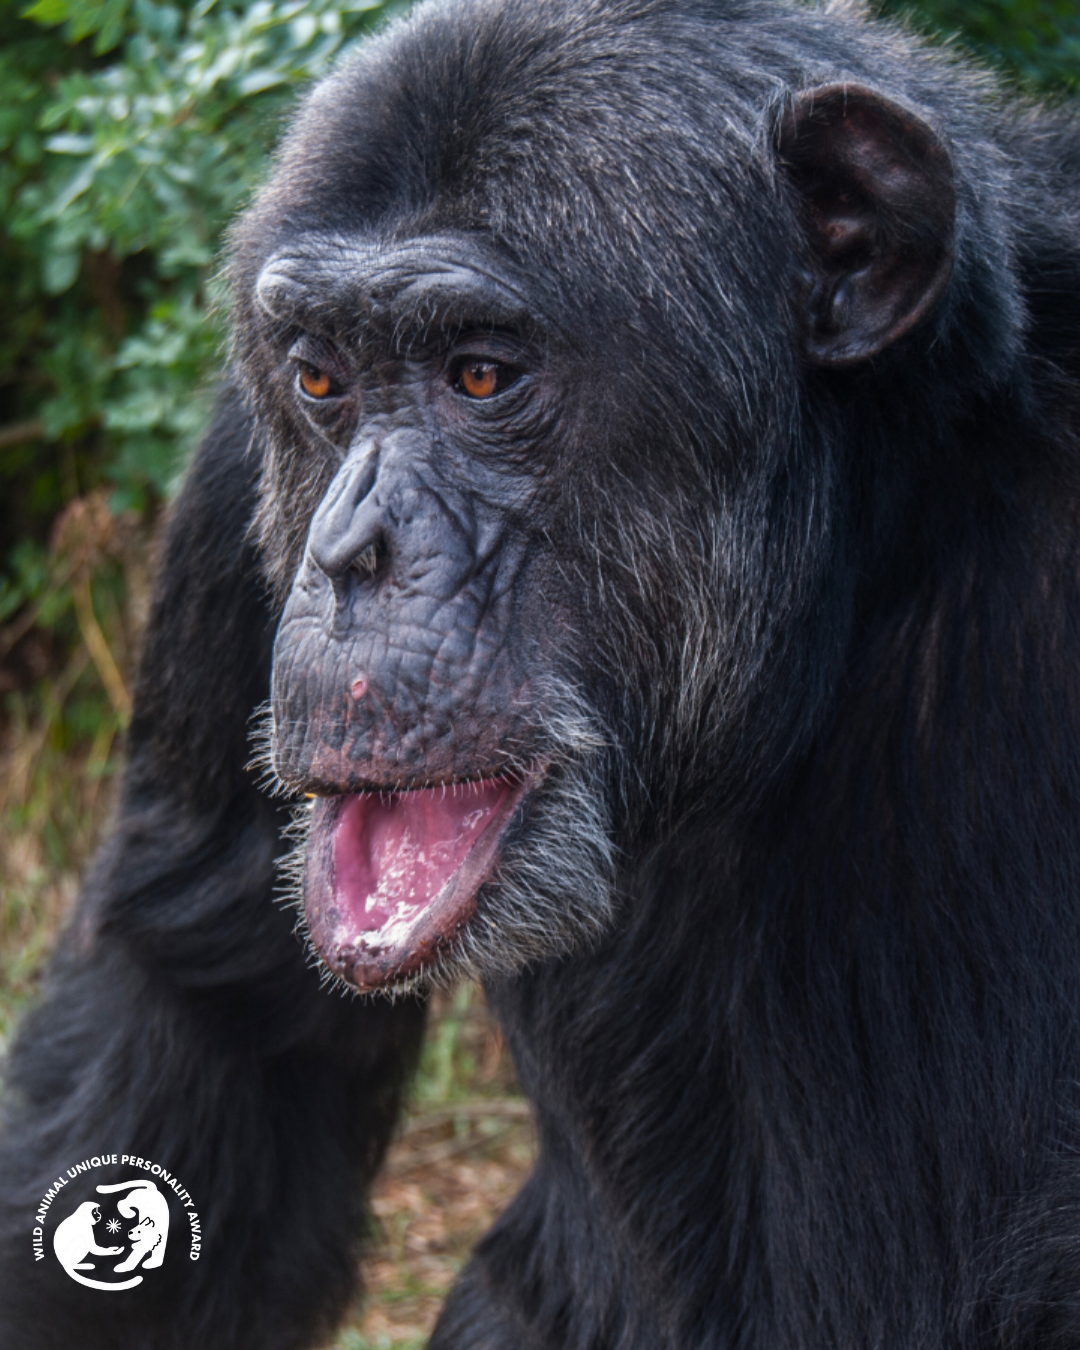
[4,0,1080,1345]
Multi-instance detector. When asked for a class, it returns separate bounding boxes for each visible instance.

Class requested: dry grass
[0,492,148,1045]
[0,670,122,1048]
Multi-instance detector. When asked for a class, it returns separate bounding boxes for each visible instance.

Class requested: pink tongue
[333,781,511,939]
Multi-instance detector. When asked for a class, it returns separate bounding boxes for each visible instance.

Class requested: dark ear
[776,83,956,367]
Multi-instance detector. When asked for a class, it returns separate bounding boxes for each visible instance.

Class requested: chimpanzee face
[236,4,955,995]
[258,234,611,992]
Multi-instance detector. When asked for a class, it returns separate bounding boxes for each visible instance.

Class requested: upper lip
[299,767,536,797]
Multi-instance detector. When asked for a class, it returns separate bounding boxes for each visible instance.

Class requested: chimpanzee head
[230,0,1010,994]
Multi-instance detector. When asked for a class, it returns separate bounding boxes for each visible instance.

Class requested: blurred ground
[331,987,536,1350]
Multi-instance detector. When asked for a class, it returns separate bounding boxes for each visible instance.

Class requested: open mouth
[301,772,537,990]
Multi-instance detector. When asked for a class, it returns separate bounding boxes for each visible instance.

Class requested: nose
[308,446,381,581]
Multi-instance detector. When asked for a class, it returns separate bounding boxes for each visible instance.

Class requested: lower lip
[301,774,533,990]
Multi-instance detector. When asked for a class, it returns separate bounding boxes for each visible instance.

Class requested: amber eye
[298,365,332,399]
[458,361,500,399]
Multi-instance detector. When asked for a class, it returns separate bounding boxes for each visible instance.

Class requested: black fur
[6,0,1080,1346]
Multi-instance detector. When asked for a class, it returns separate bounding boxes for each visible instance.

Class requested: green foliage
[882,0,1080,92]
[0,0,392,544]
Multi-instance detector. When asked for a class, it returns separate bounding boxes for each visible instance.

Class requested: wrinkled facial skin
[265,237,561,793]
[262,236,617,994]
[274,413,539,793]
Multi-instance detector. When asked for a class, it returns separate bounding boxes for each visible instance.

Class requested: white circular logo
[33,1154,200,1290]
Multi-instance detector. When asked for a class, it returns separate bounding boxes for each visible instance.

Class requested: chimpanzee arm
[0,385,425,1350]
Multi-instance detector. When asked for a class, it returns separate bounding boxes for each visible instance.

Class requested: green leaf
[41,250,80,296]
[20,0,71,26]
[44,133,93,154]
[235,68,286,96]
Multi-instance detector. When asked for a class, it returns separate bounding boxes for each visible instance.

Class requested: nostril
[309,505,386,583]
[352,540,382,580]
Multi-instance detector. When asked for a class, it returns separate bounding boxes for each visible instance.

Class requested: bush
[0,0,392,534]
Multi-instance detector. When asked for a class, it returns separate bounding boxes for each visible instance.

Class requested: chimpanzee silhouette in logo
[52,1202,128,1291]
[53,1179,169,1290]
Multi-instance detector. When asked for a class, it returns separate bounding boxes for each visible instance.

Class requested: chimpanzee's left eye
[452,359,520,399]
[297,363,334,399]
